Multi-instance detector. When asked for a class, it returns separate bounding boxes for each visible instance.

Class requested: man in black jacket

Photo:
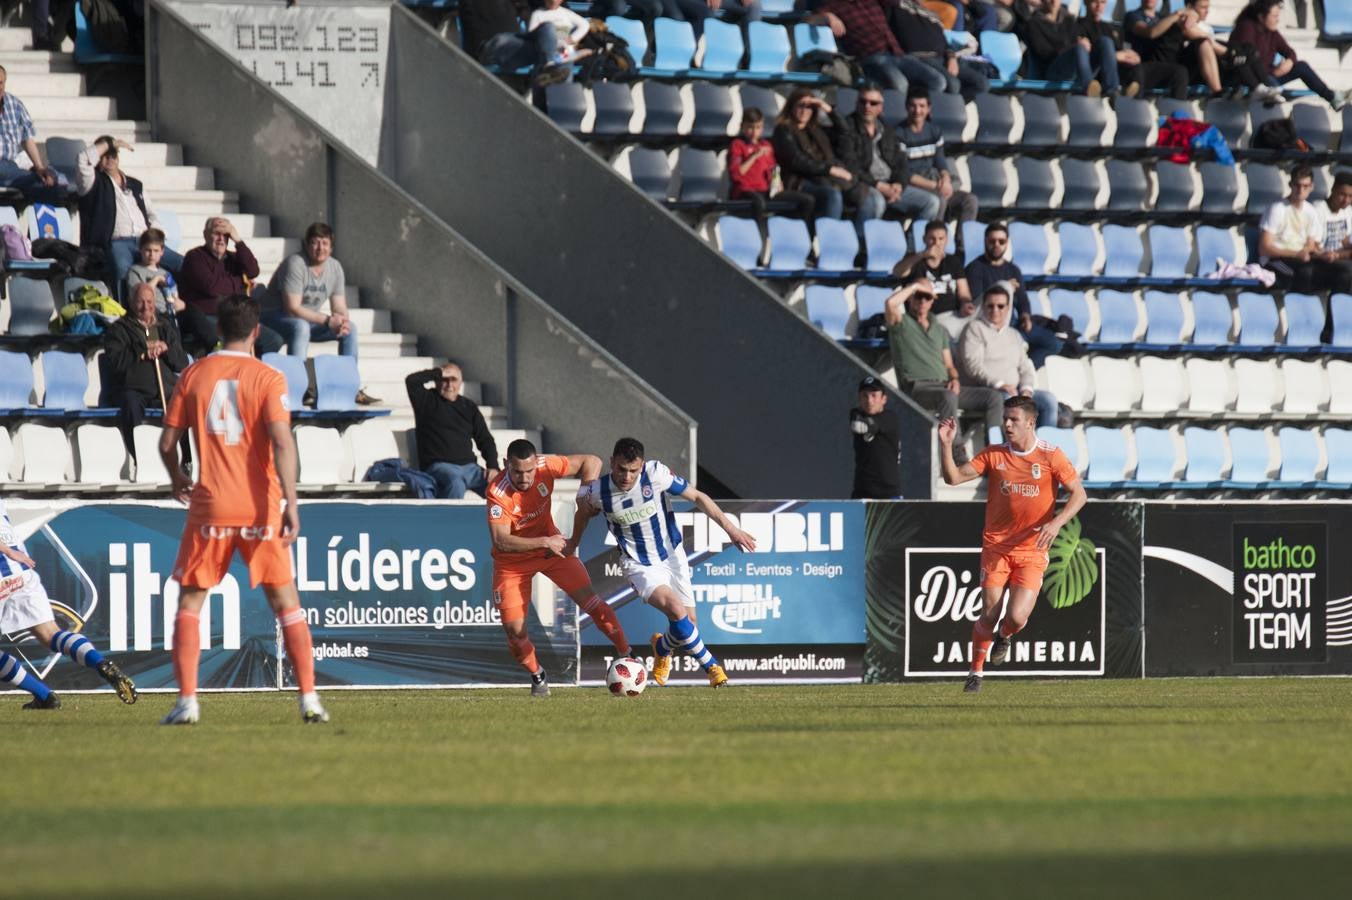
[103,282,190,462]
[405,362,500,499]
[833,84,942,222]
[850,376,901,499]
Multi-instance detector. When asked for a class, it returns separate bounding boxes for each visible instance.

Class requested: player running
[937,396,1087,693]
[1,497,137,709]
[566,437,756,688]
[157,293,328,725]
[486,439,641,697]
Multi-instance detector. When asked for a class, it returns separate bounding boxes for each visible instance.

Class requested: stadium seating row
[1041,423,1352,492]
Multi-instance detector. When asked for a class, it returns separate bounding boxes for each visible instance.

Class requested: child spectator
[124,228,185,319]
[728,108,815,222]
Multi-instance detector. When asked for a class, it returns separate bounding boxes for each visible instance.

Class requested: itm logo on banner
[107,543,241,651]
[903,524,1105,677]
[1231,523,1328,664]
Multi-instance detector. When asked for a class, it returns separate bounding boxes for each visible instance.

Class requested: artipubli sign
[1232,523,1327,664]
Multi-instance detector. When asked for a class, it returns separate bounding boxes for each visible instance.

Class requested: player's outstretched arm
[1035,478,1088,550]
[158,424,193,504]
[267,420,302,546]
[564,454,603,482]
[937,418,981,485]
[489,521,567,556]
[679,485,757,553]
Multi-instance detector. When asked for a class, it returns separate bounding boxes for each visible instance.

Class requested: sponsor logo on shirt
[536,483,549,498]
[1000,482,1041,497]
[642,484,653,499]
[1031,463,1042,480]
[489,505,504,520]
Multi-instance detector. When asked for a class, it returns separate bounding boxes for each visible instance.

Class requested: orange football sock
[172,608,201,698]
[278,608,316,694]
[578,595,630,653]
[507,632,540,673]
[1000,618,1025,638]
[971,619,995,674]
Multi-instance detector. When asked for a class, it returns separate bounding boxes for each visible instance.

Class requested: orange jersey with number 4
[164,350,290,526]
[485,455,571,564]
[970,440,1079,552]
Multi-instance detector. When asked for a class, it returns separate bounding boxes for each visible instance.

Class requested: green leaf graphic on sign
[1041,516,1099,609]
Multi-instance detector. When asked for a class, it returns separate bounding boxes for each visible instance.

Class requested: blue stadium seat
[1065,95,1107,148]
[1154,162,1194,212]
[313,355,361,412]
[1055,223,1099,279]
[1058,158,1102,212]
[1095,290,1139,347]
[1147,225,1190,280]
[738,85,783,133]
[792,23,838,59]
[1282,293,1325,352]
[814,217,859,272]
[605,16,649,65]
[591,83,636,138]
[965,156,1008,209]
[929,92,968,144]
[1131,426,1176,487]
[980,31,1022,83]
[1141,291,1184,350]
[700,19,745,75]
[973,94,1014,144]
[545,83,587,134]
[653,18,697,73]
[1084,426,1129,488]
[1199,162,1238,214]
[1271,427,1319,488]
[836,87,859,117]
[1194,225,1237,275]
[1008,222,1049,274]
[1106,160,1148,211]
[1321,428,1352,486]
[624,148,672,201]
[673,149,721,204]
[639,82,684,140]
[158,208,183,253]
[690,83,735,141]
[1322,0,1352,40]
[760,0,796,13]
[1178,427,1225,490]
[40,350,114,416]
[1291,103,1332,152]
[1329,293,1352,350]
[1019,95,1061,147]
[44,137,86,184]
[1038,426,1081,470]
[716,216,763,269]
[743,22,792,77]
[0,350,39,413]
[881,88,908,128]
[863,220,907,273]
[262,352,309,413]
[804,285,849,339]
[1113,98,1153,150]
[1244,163,1285,214]
[3,277,57,335]
[1014,158,1054,211]
[854,285,893,324]
[1224,427,1271,489]
[1190,291,1233,348]
[959,219,985,266]
[765,216,812,273]
[1235,292,1279,352]
[1048,289,1090,336]
[1203,98,1249,147]
[1102,225,1144,278]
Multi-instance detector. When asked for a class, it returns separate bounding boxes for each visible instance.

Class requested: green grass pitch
[4,679,1350,899]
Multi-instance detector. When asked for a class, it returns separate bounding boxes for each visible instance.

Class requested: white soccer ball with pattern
[607,656,648,697]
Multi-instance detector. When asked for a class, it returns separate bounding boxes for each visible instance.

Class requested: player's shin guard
[970,619,995,674]
[0,650,52,700]
[278,608,316,694]
[49,630,105,669]
[578,595,630,654]
[667,615,718,670]
[172,609,201,697]
[506,632,540,674]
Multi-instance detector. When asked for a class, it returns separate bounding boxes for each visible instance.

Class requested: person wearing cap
[884,279,1001,455]
[957,284,1060,430]
[850,375,901,500]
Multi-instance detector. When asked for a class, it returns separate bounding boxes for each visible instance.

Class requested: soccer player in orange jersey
[937,395,1087,693]
[156,293,328,725]
[486,439,640,696]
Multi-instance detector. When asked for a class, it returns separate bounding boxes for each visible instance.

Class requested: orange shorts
[980,545,1049,592]
[173,522,292,589]
[492,555,591,622]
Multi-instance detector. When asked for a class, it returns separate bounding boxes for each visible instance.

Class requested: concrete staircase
[0,27,536,473]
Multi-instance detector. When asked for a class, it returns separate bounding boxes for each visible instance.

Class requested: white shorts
[621,544,695,607]
[0,571,54,634]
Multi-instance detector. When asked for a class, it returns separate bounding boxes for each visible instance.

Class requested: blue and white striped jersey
[579,460,689,565]
[0,497,35,581]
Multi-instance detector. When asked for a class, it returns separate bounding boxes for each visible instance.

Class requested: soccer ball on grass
[607,656,648,697]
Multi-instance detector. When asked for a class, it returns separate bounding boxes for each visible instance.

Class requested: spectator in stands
[810,0,945,96]
[1017,0,1112,96]
[29,1,75,52]
[1316,172,1352,292]
[124,228,193,337]
[1127,0,1275,101]
[935,1,1003,34]
[528,0,593,67]
[462,0,571,86]
[835,84,940,223]
[103,282,190,462]
[588,0,664,25]
[890,0,990,102]
[1077,0,1176,99]
[1233,0,1348,109]
[893,220,972,319]
[0,65,68,203]
[728,108,815,222]
[957,283,1059,428]
[771,90,868,222]
[262,223,361,363]
[405,362,501,500]
[896,89,977,223]
[849,375,901,499]
[75,135,182,296]
[640,0,761,39]
[1259,166,1349,291]
[885,279,1000,447]
[964,221,1061,367]
[178,216,283,357]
